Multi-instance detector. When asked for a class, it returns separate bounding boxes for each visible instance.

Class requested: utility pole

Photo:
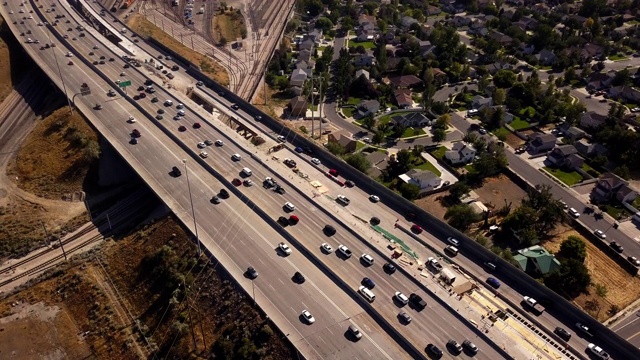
[182,159,201,256]
[310,74,315,139]
[318,75,323,138]
[40,220,50,247]
[183,284,198,351]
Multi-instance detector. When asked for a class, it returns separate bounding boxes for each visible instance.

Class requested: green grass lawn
[543,167,583,186]
[603,204,632,220]
[343,107,355,117]
[401,128,426,138]
[431,146,447,160]
[492,127,510,139]
[346,97,361,106]
[348,40,376,49]
[510,117,530,130]
[519,106,536,118]
[415,160,442,176]
[581,162,598,174]
[608,54,628,61]
[356,141,366,151]
[377,111,413,125]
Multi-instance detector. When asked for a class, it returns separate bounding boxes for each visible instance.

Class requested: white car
[176,103,184,109]
[241,167,252,176]
[284,202,295,211]
[301,310,315,324]
[369,195,380,202]
[278,242,292,255]
[231,153,241,161]
[93,45,99,49]
[277,135,286,142]
[594,229,606,239]
[215,140,223,146]
[127,116,136,123]
[164,100,173,106]
[631,107,640,113]
[321,243,333,253]
[447,237,460,246]
[311,158,321,165]
[199,151,208,158]
[394,291,409,305]
[338,245,352,258]
[66,52,73,57]
[588,343,609,359]
[197,142,206,148]
[361,254,374,265]
[568,207,580,218]
[177,110,186,116]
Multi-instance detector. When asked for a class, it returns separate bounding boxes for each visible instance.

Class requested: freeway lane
[7,2,413,359]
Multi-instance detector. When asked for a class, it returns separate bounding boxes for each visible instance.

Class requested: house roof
[566,126,584,137]
[406,169,439,182]
[355,69,370,80]
[391,112,429,126]
[553,144,578,157]
[394,89,413,106]
[288,96,307,109]
[388,75,423,88]
[359,99,380,112]
[597,172,627,190]
[514,245,561,275]
[530,133,556,146]
[365,151,387,165]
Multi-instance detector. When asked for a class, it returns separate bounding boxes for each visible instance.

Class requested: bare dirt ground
[473,174,528,211]
[542,225,640,321]
[415,193,449,220]
[126,14,230,87]
[252,82,287,119]
[504,132,526,148]
[212,9,247,44]
[0,217,295,359]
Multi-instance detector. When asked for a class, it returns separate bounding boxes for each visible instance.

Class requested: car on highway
[610,241,624,253]
[284,202,295,211]
[411,224,423,234]
[588,343,609,359]
[294,147,303,153]
[277,135,286,142]
[219,189,230,199]
[336,195,350,205]
[383,263,397,274]
[130,137,138,145]
[255,115,262,121]
[196,81,204,86]
[193,123,201,129]
[462,340,478,355]
[447,340,463,354]
[348,325,362,340]
[369,195,380,202]
[199,151,208,159]
[107,89,116,97]
[628,256,640,267]
[337,245,352,258]
[211,196,220,204]
[94,103,102,110]
[231,153,241,161]
[426,344,443,358]
[568,207,580,218]
[232,178,242,186]
[263,177,276,188]
[177,110,186,116]
[67,61,74,66]
[311,158,321,165]
[176,103,184,109]
[246,266,258,279]
[214,140,223,146]
[323,225,336,236]
[197,142,206,148]
[230,103,239,110]
[171,166,182,177]
[131,129,141,138]
[278,242,292,255]
[301,310,315,324]
[164,100,173,106]
[156,115,163,120]
[283,158,297,167]
[594,229,606,239]
[274,185,286,194]
[204,139,213,146]
[178,126,186,132]
[394,291,409,305]
[486,277,501,289]
[360,254,374,266]
[151,97,159,103]
[554,327,571,341]
[293,271,305,283]
[321,243,333,253]
[398,312,412,324]
[243,179,253,187]
[447,236,460,246]
[66,51,73,57]
[631,107,640,113]
[241,167,252,177]
[361,277,375,289]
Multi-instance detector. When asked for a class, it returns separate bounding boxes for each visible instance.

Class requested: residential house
[609,86,640,103]
[298,49,312,62]
[581,43,603,61]
[427,5,441,16]
[585,71,616,91]
[575,139,608,157]
[451,15,472,27]
[520,43,536,55]
[388,75,423,89]
[580,111,607,129]
[431,68,448,82]
[295,59,314,74]
[356,30,375,42]
[358,14,376,27]
[563,126,585,141]
[307,29,323,43]
[394,89,413,108]
[383,30,396,43]
[516,17,539,31]
[298,38,314,51]
[327,131,357,153]
[536,49,557,66]
[546,145,584,169]
[357,99,380,118]
[289,68,308,88]
[401,16,418,29]
[528,133,557,153]
[399,169,442,191]
[421,24,433,36]
[419,41,435,57]
[486,61,512,74]
[489,31,513,46]
[390,112,431,128]
[287,96,307,117]
[502,9,516,20]
[471,95,493,109]
[592,172,639,204]
[468,21,488,36]
[354,52,375,67]
[355,69,370,81]
[445,142,476,165]
[290,86,303,96]
[514,245,561,276]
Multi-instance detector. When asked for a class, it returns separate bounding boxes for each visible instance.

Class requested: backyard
[543,166,584,186]
[348,40,376,49]
[509,117,530,130]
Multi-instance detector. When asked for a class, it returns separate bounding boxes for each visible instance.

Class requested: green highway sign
[118,80,132,88]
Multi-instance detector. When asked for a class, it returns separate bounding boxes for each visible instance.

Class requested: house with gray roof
[357,99,380,118]
[445,142,476,165]
[546,145,584,169]
[355,69,370,80]
[580,111,607,129]
[528,133,557,154]
[399,169,442,191]
[390,112,430,128]
[289,68,308,88]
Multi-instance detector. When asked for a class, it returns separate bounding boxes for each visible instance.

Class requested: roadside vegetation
[213,4,248,46]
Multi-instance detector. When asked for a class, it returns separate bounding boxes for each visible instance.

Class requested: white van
[241,167,252,176]
[358,286,375,302]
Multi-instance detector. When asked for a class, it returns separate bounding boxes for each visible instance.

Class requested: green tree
[445,204,481,231]
[345,153,372,173]
[397,181,421,200]
[432,128,447,143]
[361,114,376,130]
[544,259,591,298]
[493,69,517,88]
[372,131,386,145]
[326,142,345,155]
[492,88,506,105]
[558,235,587,262]
[434,113,450,129]
[478,74,491,93]
[448,181,470,202]
[83,140,101,163]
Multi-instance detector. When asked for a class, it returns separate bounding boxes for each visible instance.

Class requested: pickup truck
[409,293,427,310]
[523,296,545,314]
[336,195,350,205]
[427,257,443,272]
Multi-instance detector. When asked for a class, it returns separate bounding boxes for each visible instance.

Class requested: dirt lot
[252,82,288,119]
[473,174,528,210]
[126,14,230,87]
[0,217,294,359]
[543,225,640,321]
[212,10,247,44]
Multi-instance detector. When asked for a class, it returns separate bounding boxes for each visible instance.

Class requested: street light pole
[182,159,201,256]
[43,23,72,113]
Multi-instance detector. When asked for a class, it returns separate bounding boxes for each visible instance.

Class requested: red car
[289,215,299,225]
[178,125,186,132]
[411,224,423,234]
[232,178,242,186]
[193,122,201,128]
[138,92,146,98]
[329,169,338,177]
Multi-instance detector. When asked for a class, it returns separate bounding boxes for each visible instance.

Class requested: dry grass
[7,107,98,199]
[252,83,288,119]
[126,14,229,87]
[213,10,247,44]
[473,174,528,210]
[0,217,295,359]
[542,226,640,321]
